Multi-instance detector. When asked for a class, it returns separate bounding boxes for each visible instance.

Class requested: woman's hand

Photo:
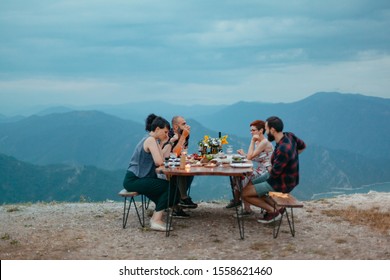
[170,133,179,143]
[252,134,260,142]
[161,134,170,146]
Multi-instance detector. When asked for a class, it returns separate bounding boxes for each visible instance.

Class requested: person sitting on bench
[242,116,306,223]
[123,114,179,231]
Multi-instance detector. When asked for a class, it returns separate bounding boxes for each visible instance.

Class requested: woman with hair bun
[123,114,178,231]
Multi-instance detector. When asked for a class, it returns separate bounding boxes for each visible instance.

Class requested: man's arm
[296,136,306,154]
[172,128,189,156]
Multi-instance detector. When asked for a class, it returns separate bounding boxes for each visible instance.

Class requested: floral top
[252,149,273,176]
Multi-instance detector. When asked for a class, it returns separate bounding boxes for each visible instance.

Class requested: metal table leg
[231,176,245,240]
[165,175,178,237]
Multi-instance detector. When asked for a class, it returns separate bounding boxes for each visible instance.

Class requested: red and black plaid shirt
[267,132,306,193]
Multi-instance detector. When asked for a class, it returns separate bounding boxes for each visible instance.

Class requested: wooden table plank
[156,165,253,177]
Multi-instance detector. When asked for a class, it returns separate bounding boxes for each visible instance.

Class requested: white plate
[232,159,248,163]
[230,163,253,168]
[232,154,246,159]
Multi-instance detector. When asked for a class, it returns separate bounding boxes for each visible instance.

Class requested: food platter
[230,163,253,168]
[231,154,247,163]
[203,163,217,168]
[231,159,248,163]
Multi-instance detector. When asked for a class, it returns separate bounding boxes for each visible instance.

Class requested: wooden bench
[268,192,304,238]
[118,189,148,229]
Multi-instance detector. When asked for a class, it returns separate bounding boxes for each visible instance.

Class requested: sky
[0,0,390,114]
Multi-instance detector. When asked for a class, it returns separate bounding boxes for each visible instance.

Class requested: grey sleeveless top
[127,136,156,178]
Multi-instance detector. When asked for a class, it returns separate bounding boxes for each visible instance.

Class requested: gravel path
[1,192,389,260]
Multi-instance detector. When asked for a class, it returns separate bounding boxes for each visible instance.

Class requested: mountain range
[0,153,124,203]
[1,92,389,203]
[8,91,388,160]
[194,92,390,160]
[0,110,248,170]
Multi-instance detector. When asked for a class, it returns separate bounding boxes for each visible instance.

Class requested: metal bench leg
[140,195,146,227]
[122,196,132,229]
[123,195,145,229]
[133,196,145,228]
[285,207,296,237]
[273,207,296,238]
[144,196,151,210]
[273,203,283,238]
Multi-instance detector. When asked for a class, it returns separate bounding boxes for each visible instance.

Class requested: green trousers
[123,171,179,212]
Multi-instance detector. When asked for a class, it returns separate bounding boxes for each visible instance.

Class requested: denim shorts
[252,172,274,197]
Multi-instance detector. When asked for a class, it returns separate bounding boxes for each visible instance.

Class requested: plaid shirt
[267,132,306,193]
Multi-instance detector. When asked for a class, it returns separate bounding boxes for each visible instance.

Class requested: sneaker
[279,207,286,215]
[258,211,267,220]
[225,199,241,209]
[150,220,172,231]
[178,197,198,209]
[233,210,254,218]
[171,208,190,218]
[258,211,267,219]
[257,211,282,224]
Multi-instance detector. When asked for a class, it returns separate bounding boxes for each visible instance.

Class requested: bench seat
[268,192,304,238]
[118,189,147,229]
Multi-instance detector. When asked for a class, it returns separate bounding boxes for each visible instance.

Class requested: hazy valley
[1,92,389,203]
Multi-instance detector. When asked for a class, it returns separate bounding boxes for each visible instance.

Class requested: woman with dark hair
[144,113,158,132]
[123,114,178,231]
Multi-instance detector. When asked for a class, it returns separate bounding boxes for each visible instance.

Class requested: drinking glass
[226,145,233,155]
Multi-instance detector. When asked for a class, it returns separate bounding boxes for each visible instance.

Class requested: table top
[156,161,251,240]
[156,164,253,177]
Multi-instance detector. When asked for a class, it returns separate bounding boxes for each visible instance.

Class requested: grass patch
[6,206,20,212]
[335,238,347,244]
[1,233,11,240]
[284,243,297,252]
[250,242,269,251]
[322,206,390,234]
[10,239,19,245]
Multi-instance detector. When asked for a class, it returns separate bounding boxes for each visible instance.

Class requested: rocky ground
[1,192,389,260]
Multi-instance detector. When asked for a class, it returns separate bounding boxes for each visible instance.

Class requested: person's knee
[242,186,253,199]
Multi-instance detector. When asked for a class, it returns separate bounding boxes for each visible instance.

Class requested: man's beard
[267,133,275,142]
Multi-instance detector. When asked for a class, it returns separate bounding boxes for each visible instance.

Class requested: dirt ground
[1,192,389,260]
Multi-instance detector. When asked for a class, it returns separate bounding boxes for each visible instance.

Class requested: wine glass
[226,145,233,155]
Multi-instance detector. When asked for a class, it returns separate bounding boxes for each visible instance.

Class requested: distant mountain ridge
[0,111,145,170]
[193,92,390,159]
[24,91,387,160]
[1,92,390,203]
[16,102,227,122]
[3,92,389,160]
[1,148,389,203]
[0,110,248,170]
[0,153,124,203]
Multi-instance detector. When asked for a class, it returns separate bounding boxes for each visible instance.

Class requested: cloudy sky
[0,0,389,114]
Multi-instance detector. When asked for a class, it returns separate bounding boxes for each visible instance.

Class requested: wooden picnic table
[156,163,253,239]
